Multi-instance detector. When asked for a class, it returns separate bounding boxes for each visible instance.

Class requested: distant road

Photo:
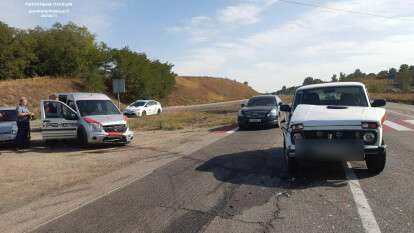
[164,99,247,113]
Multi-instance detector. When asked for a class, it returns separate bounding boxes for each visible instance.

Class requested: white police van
[39,93,134,145]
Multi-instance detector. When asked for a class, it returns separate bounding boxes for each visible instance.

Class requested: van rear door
[40,100,79,140]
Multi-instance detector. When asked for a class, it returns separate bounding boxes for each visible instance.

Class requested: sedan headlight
[291,123,304,132]
[267,109,277,117]
[11,128,17,135]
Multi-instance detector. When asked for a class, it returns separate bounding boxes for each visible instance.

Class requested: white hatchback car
[123,100,162,117]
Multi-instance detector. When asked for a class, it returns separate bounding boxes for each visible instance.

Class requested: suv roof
[57,93,111,101]
[296,82,366,91]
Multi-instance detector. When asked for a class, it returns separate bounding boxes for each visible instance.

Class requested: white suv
[280,82,387,174]
[39,93,134,145]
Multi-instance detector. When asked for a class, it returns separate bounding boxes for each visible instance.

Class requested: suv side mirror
[371,99,386,107]
[280,104,291,112]
[241,103,245,107]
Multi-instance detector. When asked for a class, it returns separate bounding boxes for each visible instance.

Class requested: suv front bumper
[286,140,386,161]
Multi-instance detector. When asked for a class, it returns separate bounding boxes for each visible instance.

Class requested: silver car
[0,107,18,143]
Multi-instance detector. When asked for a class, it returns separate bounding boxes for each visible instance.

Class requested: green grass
[128,111,237,131]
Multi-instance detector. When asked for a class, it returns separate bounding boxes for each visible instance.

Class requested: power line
[278,0,398,20]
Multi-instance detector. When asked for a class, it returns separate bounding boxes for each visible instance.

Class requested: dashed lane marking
[345,162,381,233]
[383,120,412,131]
[403,120,414,126]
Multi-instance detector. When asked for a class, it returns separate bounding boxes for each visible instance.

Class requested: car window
[132,101,147,107]
[247,97,277,107]
[0,110,17,122]
[44,101,75,119]
[76,100,120,116]
[293,86,368,108]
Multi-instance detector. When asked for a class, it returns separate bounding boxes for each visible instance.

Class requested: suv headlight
[363,132,376,144]
[267,109,277,117]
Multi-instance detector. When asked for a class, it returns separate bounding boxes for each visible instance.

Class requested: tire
[142,111,147,117]
[366,150,386,174]
[157,109,161,115]
[77,127,89,147]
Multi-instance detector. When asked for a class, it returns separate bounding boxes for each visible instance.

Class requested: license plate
[249,119,261,123]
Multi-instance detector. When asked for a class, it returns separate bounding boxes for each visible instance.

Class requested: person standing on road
[15,97,34,149]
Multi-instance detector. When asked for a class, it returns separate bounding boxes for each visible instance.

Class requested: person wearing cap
[15,97,34,148]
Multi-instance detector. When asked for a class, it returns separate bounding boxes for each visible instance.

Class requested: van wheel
[77,127,88,147]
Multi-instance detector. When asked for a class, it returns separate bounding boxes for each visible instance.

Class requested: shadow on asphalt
[196,148,375,190]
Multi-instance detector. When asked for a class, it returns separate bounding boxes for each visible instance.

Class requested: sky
[1,0,414,92]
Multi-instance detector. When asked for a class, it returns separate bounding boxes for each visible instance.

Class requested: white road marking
[386,109,414,119]
[226,127,239,134]
[383,120,412,131]
[403,120,414,126]
[345,162,381,233]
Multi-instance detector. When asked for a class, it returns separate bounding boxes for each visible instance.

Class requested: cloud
[172,0,414,91]
[0,0,125,38]
[167,0,277,42]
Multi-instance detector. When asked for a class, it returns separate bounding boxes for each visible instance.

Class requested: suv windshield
[0,110,17,122]
[76,100,120,117]
[293,86,368,108]
[247,97,277,107]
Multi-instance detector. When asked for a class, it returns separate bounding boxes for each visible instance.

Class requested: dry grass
[351,78,393,93]
[0,77,85,114]
[370,93,414,105]
[128,111,237,131]
[162,76,258,106]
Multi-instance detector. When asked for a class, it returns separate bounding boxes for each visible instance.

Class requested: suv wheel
[365,150,386,174]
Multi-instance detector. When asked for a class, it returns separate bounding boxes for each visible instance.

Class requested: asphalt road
[31,102,414,233]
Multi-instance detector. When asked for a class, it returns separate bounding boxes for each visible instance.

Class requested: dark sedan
[237,95,282,129]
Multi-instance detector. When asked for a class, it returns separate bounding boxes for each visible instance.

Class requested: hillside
[162,76,258,106]
[0,76,258,111]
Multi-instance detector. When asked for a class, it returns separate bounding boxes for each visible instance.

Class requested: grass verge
[128,111,237,131]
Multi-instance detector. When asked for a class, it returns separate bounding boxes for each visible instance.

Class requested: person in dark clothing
[15,97,34,149]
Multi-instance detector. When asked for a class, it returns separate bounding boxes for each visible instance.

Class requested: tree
[339,72,346,81]
[109,48,175,102]
[331,74,338,82]
[0,22,36,79]
[303,77,314,86]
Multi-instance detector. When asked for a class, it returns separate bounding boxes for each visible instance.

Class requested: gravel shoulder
[0,128,223,215]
